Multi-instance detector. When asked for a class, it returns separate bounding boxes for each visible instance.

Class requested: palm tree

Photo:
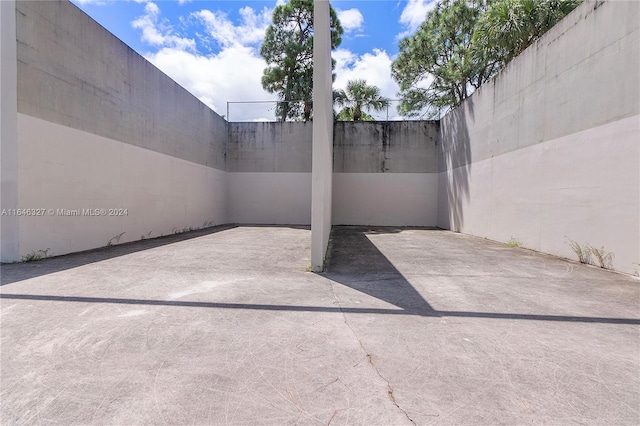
[335,108,375,121]
[473,0,583,67]
[334,79,390,121]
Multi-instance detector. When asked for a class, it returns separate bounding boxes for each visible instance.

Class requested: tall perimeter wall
[1,0,227,261]
[333,121,439,226]
[227,122,313,225]
[226,121,440,227]
[438,0,640,274]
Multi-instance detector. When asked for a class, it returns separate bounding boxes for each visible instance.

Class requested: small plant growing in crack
[506,237,521,248]
[589,245,613,269]
[568,239,591,264]
[21,248,51,262]
[175,226,197,234]
[107,232,125,246]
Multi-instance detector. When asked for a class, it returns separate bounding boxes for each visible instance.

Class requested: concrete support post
[311,0,333,271]
[1,0,19,262]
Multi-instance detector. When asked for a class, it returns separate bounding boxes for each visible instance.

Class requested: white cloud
[334,48,399,99]
[333,48,401,119]
[130,1,406,121]
[131,2,276,121]
[193,6,271,48]
[337,8,364,33]
[144,46,275,121]
[131,2,196,51]
[398,0,436,39]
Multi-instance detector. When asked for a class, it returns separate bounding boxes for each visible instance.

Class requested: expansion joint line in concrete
[327,280,417,425]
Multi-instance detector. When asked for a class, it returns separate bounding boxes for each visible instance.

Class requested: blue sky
[71,0,436,120]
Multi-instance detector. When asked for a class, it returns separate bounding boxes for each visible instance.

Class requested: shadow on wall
[440,101,472,231]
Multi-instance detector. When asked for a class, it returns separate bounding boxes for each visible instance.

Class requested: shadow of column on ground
[322,226,435,315]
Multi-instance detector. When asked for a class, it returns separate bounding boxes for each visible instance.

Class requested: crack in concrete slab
[328,281,416,425]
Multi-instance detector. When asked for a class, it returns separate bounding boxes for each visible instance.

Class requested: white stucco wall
[17,114,227,258]
[332,121,440,227]
[311,0,335,270]
[227,123,312,225]
[226,171,441,228]
[439,115,639,274]
[16,0,227,171]
[333,173,438,226]
[438,0,640,274]
[228,173,311,225]
[226,121,441,228]
[3,0,229,261]
[0,0,19,262]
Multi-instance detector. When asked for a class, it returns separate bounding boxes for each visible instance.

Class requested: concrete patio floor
[1,225,639,425]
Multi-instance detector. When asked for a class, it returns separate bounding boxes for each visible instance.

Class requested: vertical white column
[311,0,333,271]
[1,0,19,262]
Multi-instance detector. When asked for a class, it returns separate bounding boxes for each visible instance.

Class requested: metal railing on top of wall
[225,100,441,122]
